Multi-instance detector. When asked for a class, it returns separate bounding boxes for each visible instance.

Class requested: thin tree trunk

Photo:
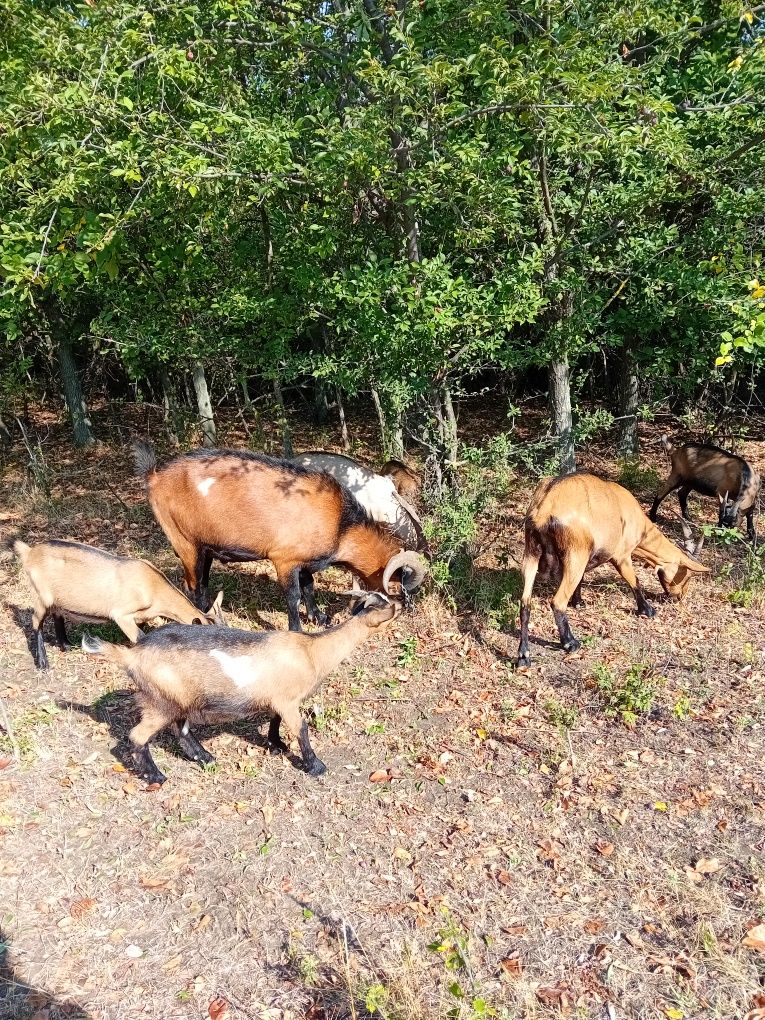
[336,386,350,451]
[160,369,181,445]
[191,360,217,447]
[614,347,639,459]
[549,358,575,474]
[273,378,293,457]
[442,385,458,471]
[57,338,94,447]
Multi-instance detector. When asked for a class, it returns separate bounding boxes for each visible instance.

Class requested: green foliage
[617,459,660,494]
[592,662,662,726]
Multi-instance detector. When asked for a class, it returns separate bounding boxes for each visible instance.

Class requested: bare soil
[0,400,763,1020]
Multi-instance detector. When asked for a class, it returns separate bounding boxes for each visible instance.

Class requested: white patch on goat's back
[209,649,255,688]
[197,477,216,496]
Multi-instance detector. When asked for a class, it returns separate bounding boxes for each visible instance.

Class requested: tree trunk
[273,378,293,457]
[336,386,350,451]
[191,360,217,447]
[57,338,94,447]
[371,388,404,459]
[614,347,639,459]
[313,378,329,425]
[160,369,181,445]
[549,357,575,474]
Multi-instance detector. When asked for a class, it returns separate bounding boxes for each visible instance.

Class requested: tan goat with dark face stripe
[81,593,401,784]
[517,474,708,666]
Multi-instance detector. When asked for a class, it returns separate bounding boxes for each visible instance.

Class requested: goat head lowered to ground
[517,473,708,666]
[81,592,402,783]
[291,451,427,552]
[650,436,760,541]
[133,442,427,631]
[13,539,224,670]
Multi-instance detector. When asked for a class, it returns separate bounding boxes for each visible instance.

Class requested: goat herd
[12,437,759,786]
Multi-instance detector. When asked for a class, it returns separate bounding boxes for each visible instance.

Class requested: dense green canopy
[1,1,764,459]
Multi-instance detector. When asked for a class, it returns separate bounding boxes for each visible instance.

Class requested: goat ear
[210,590,224,612]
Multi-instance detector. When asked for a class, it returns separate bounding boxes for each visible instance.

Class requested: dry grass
[0,400,764,1020]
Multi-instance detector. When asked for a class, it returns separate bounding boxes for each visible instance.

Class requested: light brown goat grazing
[380,459,422,504]
[133,443,426,631]
[81,592,401,784]
[517,474,708,665]
[14,540,224,670]
[650,436,760,540]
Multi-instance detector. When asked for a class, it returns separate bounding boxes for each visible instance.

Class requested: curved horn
[692,533,705,558]
[383,551,427,594]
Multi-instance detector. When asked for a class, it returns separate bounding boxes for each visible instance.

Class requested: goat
[380,459,422,504]
[14,539,224,670]
[133,442,427,631]
[650,436,760,540]
[291,451,427,551]
[517,473,708,666]
[81,592,401,783]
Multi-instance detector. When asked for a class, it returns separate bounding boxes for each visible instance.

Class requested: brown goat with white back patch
[81,592,401,783]
[14,539,224,670]
[650,436,760,540]
[133,443,426,631]
[379,459,422,505]
[517,474,708,666]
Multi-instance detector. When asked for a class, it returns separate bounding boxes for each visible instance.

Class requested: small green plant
[309,701,348,732]
[726,542,765,607]
[592,662,662,725]
[617,458,659,493]
[0,700,62,760]
[397,636,418,668]
[365,720,386,735]
[543,698,579,732]
[364,983,390,1016]
[672,693,693,720]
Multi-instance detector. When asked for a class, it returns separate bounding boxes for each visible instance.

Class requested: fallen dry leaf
[742,923,765,954]
[69,898,97,919]
[583,918,606,935]
[139,876,171,890]
[499,955,522,978]
[369,769,391,783]
[208,996,230,1020]
[694,857,722,875]
[594,839,614,857]
[0,756,13,770]
[144,781,163,792]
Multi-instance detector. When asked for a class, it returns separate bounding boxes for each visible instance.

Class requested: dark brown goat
[518,473,708,665]
[133,443,426,631]
[649,437,760,540]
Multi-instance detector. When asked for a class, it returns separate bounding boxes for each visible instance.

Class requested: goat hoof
[640,604,656,618]
[36,659,50,672]
[562,639,581,654]
[516,652,531,668]
[268,739,289,756]
[195,749,216,766]
[309,611,330,627]
[142,772,167,787]
[307,759,327,777]
[570,598,585,609]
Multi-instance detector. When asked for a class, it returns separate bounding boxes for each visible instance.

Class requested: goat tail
[660,435,673,453]
[81,633,130,665]
[11,539,30,563]
[132,440,157,478]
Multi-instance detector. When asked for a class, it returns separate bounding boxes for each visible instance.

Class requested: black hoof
[309,611,330,627]
[36,658,50,671]
[306,759,327,777]
[142,771,167,786]
[639,604,656,618]
[516,652,531,668]
[570,598,585,609]
[268,738,289,756]
[562,639,581,654]
[195,748,216,766]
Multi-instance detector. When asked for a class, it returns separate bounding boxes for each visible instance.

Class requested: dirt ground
[0,399,764,1020]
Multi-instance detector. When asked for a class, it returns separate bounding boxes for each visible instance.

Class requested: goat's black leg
[267,714,289,755]
[298,720,326,777]
[34,626,49,670]
[171,721,215,766]
[281,567,303,632]
[613,558,655,617]
[131,743,167,785]
[745,509,756,543]
[52,615,70,651]
[553,607,581,653]
[569,582,585,608]
[677,486,692,520]
[516,549,540,666]
[649,475,681,522]
[299,569,329,627]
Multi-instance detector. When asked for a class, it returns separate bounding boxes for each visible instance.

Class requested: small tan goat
[517,474,708,665]
[14,539,224,670]
[81,592,401,784]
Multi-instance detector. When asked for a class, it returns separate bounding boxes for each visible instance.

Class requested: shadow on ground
[0,927,91,1020]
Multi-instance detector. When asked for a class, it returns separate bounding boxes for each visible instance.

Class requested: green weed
[543,698,579,732]
[617,458,659,493]
[397,636,418,668]
[592,662,662,725]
